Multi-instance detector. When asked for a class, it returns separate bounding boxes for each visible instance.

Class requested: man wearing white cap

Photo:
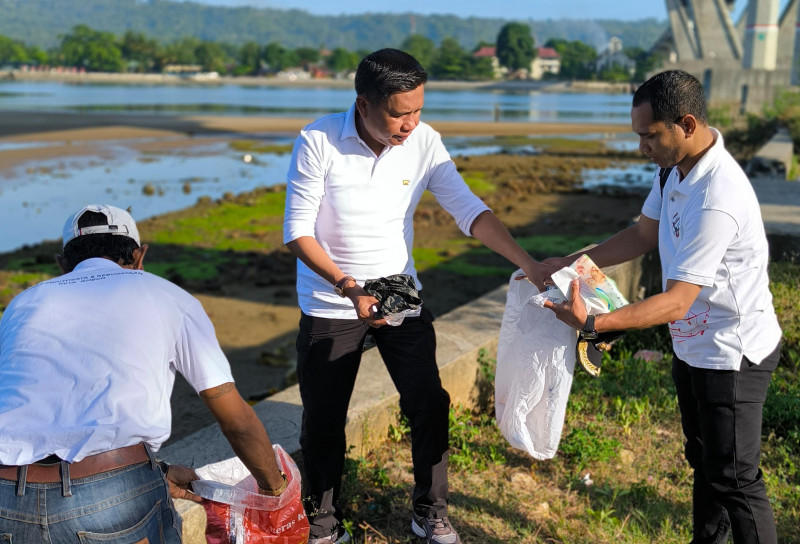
[0,205,289,543]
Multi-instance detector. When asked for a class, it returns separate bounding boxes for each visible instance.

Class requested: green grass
[336,263,800,543]
[769,261,800,368]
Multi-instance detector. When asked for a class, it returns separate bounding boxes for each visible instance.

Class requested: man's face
[355,85,424,152]
[632,102,684,169]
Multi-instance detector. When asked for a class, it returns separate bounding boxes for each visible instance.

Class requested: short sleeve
[666,208,738,287]
[641,170,663,220]
[173,298,234,393]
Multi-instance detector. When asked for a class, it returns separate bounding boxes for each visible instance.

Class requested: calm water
[0,82,645,252]
[0,140,294,252]
[0,81,634,123]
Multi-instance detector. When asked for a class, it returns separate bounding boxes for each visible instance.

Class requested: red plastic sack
[191,445,309,544]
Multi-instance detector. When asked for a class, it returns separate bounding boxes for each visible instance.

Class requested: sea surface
[0,81,649,252]
[0,80,634,123]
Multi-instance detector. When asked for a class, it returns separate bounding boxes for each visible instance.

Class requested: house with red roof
[531,46,561,80]
[471,46,507,79]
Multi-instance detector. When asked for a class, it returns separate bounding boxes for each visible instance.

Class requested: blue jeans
[0,462,182,543]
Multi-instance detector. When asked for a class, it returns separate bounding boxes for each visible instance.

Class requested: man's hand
[515,259,560,291]
[543,255,573,270]
[164,464,203,503]
[543,278,588,330]
[346,284,387,327]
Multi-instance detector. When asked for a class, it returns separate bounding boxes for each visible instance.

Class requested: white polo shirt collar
[672,129,723,196]
[339,103,412,157]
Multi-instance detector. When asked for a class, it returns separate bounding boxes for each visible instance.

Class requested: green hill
[0,0,666,51]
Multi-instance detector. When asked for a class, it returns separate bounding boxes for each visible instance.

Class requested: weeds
[335,269,800,542]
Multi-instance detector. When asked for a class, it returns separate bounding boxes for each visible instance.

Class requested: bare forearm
[469,211,536,270]
[581,217,659,268]
[286,236,345,285]
[201,384,284,492]
[597,292,688,332]
[219,409,284,491]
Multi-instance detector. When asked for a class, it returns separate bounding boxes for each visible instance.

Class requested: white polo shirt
[283,103,490,318]
[641,129,782,369]
[0,258,234,465]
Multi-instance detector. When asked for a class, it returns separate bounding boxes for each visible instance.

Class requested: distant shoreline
[0,109,631,172]
[0,69,636,94]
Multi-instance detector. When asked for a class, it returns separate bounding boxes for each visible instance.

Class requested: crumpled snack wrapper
[531,254,629,315]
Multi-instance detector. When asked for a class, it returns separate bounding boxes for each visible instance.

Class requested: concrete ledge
[747,128,794,180]
[160,261,648,543]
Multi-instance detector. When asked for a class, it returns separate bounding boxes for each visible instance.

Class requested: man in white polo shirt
[545,70,782,544]
[0,205,289,543]
[283,49,551,544]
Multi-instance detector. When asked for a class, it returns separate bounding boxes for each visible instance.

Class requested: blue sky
[174,1,795,22]
[177,0,670,20]
[170,0,800,20]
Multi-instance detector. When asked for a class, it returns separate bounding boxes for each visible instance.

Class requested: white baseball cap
[62,205,140,248]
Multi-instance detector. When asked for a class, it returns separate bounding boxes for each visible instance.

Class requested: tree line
[0,23,659,82]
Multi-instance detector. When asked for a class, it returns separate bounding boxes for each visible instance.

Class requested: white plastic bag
[495,270,576,460]
[191,445,309,544]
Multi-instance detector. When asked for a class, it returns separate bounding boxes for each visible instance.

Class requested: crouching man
[0,205,290,543]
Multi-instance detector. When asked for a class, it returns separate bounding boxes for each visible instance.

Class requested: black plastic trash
[363,274,422,317]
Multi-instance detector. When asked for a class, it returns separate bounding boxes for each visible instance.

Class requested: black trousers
[672,342,780,544]
[296,307,450,537]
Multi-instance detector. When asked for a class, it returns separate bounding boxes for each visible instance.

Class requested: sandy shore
[0,110,630,171]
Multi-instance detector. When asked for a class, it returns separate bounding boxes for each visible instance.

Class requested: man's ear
[55,254,70,275]
[355,95,369,119]
[679,114,698,138]
[132,244,148,270]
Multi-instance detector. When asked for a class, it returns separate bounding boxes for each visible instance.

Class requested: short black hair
[355,48,428,104]
[632,70,707,128]
[61,211,140,272]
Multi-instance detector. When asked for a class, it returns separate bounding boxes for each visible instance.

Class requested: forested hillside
[0,0,665,51]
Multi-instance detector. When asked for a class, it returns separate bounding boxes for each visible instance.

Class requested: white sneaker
[411,513,461,544]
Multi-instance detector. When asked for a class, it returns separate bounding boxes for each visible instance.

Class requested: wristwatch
[334,275,355,298]
[580,315,598,340]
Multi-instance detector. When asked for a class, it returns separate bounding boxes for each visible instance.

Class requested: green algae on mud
[229,140,295,155]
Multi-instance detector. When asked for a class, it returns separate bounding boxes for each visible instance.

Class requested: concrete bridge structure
[654,0,798,111]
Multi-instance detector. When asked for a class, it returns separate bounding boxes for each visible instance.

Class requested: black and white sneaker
[411,512,461,544]
[308,524,351,544]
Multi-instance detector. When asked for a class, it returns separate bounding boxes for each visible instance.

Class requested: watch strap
[334,275,355,297]
[580,315,598,340]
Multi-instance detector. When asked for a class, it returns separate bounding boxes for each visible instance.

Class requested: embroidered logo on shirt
[671,212,681,238]
[402,179,410,186]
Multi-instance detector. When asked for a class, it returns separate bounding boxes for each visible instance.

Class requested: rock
[619,449,635,466]
[510,471,535,488]
[532,501,550,518]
